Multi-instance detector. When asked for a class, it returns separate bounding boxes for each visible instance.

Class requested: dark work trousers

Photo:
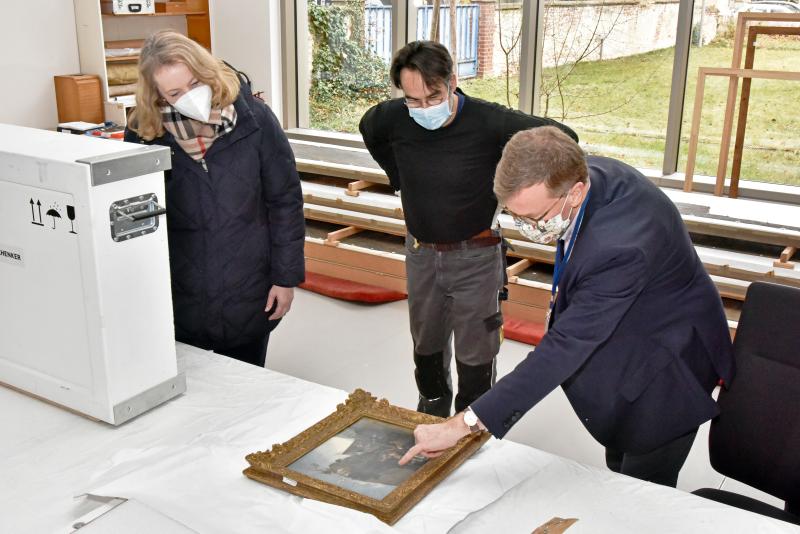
[213,319,281,368]
[605,428,698,487]
[404,233,504,397]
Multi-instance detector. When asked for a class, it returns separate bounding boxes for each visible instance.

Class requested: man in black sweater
[359,41,577,417]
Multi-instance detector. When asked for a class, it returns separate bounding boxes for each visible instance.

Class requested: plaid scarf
[161,103,237,161]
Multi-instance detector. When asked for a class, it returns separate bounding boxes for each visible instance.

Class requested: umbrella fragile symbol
[46,207,61,229]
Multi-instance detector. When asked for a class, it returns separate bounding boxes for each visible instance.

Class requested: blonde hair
[128,30,241,140]
[494,126,588,204]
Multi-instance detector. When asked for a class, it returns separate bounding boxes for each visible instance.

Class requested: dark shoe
[417,394,453,418]
[414,351,453,417]
[454,359,495,413]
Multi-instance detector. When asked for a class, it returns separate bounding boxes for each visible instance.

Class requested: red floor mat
[503,316,545,346]
[300,272,407,303]
[302,272,544,345]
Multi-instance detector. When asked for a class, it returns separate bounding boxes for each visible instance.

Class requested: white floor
[267,288,782,505]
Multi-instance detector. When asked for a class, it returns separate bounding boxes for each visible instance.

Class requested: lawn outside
[308,36,800,187]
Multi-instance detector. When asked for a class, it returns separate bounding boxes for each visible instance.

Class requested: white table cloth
[1,343,796,533]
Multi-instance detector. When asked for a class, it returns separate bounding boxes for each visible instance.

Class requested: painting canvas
[288,417,428,500]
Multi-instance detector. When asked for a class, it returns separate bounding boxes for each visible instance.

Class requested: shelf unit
[73,0,211,126]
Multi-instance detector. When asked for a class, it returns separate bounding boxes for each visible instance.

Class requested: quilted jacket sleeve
[258,103,306,288]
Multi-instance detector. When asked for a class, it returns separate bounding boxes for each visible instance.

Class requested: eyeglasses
[403,83,450,109]
[504,195,565,227]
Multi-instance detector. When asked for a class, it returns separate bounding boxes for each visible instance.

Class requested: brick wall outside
[474,0,497,77]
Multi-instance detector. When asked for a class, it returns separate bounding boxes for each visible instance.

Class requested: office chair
[693,282,800,525]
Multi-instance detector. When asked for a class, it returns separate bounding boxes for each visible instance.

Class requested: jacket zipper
[199,158,208,172]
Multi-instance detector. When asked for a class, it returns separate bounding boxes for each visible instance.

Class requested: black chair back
[709,282,800,504]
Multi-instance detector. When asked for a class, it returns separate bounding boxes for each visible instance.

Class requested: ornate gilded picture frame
[244,389,490,524]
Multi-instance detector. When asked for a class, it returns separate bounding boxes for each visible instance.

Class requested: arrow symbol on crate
[30,198,44,226]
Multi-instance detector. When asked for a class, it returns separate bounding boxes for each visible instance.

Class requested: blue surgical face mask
[408,86,452,130]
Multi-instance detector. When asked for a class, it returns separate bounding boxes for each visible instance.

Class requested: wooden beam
[681,215,800,249]
[324,225,363,246]
[683,67,707,192]
[305,240,407,277]
[735,12,800,25]
[303,192,401,219]
[294,158,390,186]
[775,246,797,270]
[305,258,408,294]
[345,180,371,197]
[730,25,800,198]
[701,67,800,82]
[304,206,407,237]
[729,25,758,199]
[506,259,533,283]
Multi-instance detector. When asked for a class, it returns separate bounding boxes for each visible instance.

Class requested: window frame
[278,0,800,203]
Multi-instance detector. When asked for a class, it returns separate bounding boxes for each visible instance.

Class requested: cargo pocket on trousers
[483,311,503,333]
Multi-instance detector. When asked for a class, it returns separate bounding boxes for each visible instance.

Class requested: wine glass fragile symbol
[67,205,77,234]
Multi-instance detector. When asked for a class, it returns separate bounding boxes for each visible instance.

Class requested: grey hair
[494,126,588,204]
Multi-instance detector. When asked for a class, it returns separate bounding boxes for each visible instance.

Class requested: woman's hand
[265,286,294,320]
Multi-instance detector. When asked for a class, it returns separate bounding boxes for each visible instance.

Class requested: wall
[210,0,283,120]
[482,0,724,78]
[0,1,81,129]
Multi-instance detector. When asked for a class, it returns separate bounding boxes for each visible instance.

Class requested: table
[1,344,796,533]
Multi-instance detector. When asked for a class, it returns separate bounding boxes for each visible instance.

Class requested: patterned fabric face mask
[513,196,573,244]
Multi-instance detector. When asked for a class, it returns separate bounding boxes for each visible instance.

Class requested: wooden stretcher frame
[683,12,800,197]
[683,66,800,196]
[730,25,800,198]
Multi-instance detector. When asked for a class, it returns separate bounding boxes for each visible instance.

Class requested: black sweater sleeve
[499,107,580,145]
[359,102,402,191]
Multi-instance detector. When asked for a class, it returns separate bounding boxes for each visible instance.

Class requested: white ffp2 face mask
[172,84,212,122]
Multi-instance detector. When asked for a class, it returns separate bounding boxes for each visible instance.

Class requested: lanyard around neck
[552,189,591,296]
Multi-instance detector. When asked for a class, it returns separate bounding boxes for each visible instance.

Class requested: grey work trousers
[404,234,505,367]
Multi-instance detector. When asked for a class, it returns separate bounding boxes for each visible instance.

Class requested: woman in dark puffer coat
[125,30,304,367]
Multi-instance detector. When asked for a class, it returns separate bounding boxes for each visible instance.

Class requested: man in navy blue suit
[399,126,735,487]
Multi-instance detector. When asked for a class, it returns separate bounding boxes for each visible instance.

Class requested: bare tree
[449,0,458,69]
[493,1,650,120]
[540,3,649,121]
[497,3,522,107]
[429,0,458,70]
[430,0,441,41]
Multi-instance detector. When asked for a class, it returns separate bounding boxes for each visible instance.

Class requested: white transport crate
[0,124,184,425]
[112,0,155,15]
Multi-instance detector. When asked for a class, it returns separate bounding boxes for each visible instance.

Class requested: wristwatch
[463,407,481,433]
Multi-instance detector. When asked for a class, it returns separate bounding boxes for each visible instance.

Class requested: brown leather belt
[415,229,501,252]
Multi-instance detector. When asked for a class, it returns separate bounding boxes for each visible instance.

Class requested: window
[412,2,521,109]
[536,0,679,170]
[285,0,800,191]
[299,0,396,134]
